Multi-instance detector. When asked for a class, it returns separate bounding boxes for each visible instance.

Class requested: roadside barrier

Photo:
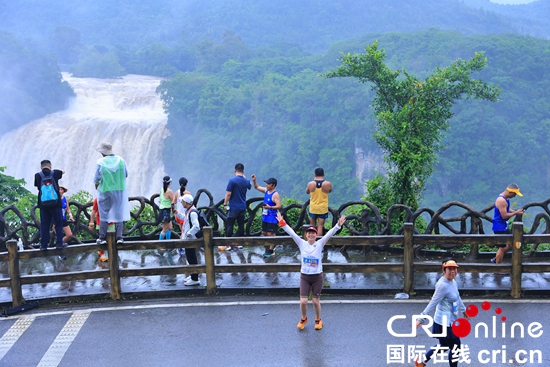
[2,222,550,308]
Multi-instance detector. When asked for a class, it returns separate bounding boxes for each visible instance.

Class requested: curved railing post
[7,239,23,307]
[107,231,121,300]
[511,222,524,298]
[403,223,414,295]
[203,226,216,295]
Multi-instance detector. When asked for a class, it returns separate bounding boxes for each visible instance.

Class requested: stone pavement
[1,245,549,304]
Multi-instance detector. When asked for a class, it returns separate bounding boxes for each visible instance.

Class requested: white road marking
[36,311,91,367]
[0,316,35,359]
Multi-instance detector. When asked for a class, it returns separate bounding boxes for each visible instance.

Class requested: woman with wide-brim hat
[53,184,73,246]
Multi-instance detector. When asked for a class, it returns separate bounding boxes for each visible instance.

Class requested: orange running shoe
[314,318,323,330]
[414,357,426,367]
[297,317,308,329]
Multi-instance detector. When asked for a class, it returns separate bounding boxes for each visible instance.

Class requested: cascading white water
[0,73,168,198]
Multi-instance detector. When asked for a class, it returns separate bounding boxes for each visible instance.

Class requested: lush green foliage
[0,168,38,239]
[0,166,32,205]
[157,60,366,205]
[157,30,550,208]
[0,32,75,134]
[1,0,548,78]
[324,42,501,209]
[1,1,550,212]
[69,48,124,78]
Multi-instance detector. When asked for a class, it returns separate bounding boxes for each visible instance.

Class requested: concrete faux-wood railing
[2,222,550,308]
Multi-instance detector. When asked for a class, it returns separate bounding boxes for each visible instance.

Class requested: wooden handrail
[3,222,550,307]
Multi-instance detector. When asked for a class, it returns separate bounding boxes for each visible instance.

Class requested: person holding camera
[491,183,524,264]
[251,175,281,257]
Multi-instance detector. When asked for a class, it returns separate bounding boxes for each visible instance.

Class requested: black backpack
[189,208,209,238]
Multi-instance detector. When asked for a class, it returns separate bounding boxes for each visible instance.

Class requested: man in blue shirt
[223,163,251,238]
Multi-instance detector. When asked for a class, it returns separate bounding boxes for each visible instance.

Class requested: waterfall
[0,73,168,198]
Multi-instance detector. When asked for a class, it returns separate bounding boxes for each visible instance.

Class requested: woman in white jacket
[181,194,201,286]
[414,259,469,367]
[276,212,346,330]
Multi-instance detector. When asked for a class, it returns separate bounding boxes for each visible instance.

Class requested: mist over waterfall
[0,73,168,198]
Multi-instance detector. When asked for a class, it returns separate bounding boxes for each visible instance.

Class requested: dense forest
[0,32,74,135]
[463,0,549,39]
[158,30,550,207]
[1,0,549,210]
[2,1,548,131]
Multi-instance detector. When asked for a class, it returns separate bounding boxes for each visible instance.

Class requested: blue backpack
[38,171,59,207]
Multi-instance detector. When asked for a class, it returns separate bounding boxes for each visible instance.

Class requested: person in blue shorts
[491,183,524,264]
[251,175,281,257]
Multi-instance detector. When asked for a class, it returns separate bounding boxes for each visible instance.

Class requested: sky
[490,0,537,3]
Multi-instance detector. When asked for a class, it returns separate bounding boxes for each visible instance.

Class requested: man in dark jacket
[34,160,65,250]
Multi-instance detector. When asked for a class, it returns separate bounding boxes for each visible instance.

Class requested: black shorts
[158,208,171,223]
[262,221,278,234]
[493,229,511,248]
[300,273,324,297]
[62,219,70,227]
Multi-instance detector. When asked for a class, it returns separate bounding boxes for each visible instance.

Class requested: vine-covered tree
[324,41,501,209]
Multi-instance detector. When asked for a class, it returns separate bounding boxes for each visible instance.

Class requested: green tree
[70,50,125,78]
[0,166,32,206]
[0,167,37,245]
[0,31,74,135]
[53,25,81,64]
[324,41,501,209]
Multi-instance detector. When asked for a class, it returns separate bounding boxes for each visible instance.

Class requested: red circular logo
[451,318,472,338]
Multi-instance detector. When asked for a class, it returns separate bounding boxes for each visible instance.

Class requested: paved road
[0,296,548,367]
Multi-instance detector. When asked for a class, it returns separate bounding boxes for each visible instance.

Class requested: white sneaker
[117,239,124,244]
[184,276,192,282]
[184,279,200,286]
[96,239,107,245]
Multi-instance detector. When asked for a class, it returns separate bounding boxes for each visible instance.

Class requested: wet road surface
[0,296,549,366]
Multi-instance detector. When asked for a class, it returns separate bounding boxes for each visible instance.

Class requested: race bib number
[303,256,319,268]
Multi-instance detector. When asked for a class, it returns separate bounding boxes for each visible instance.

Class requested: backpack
[189,208,209,238]
[0,301,40,317]
[38,171,59,207]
